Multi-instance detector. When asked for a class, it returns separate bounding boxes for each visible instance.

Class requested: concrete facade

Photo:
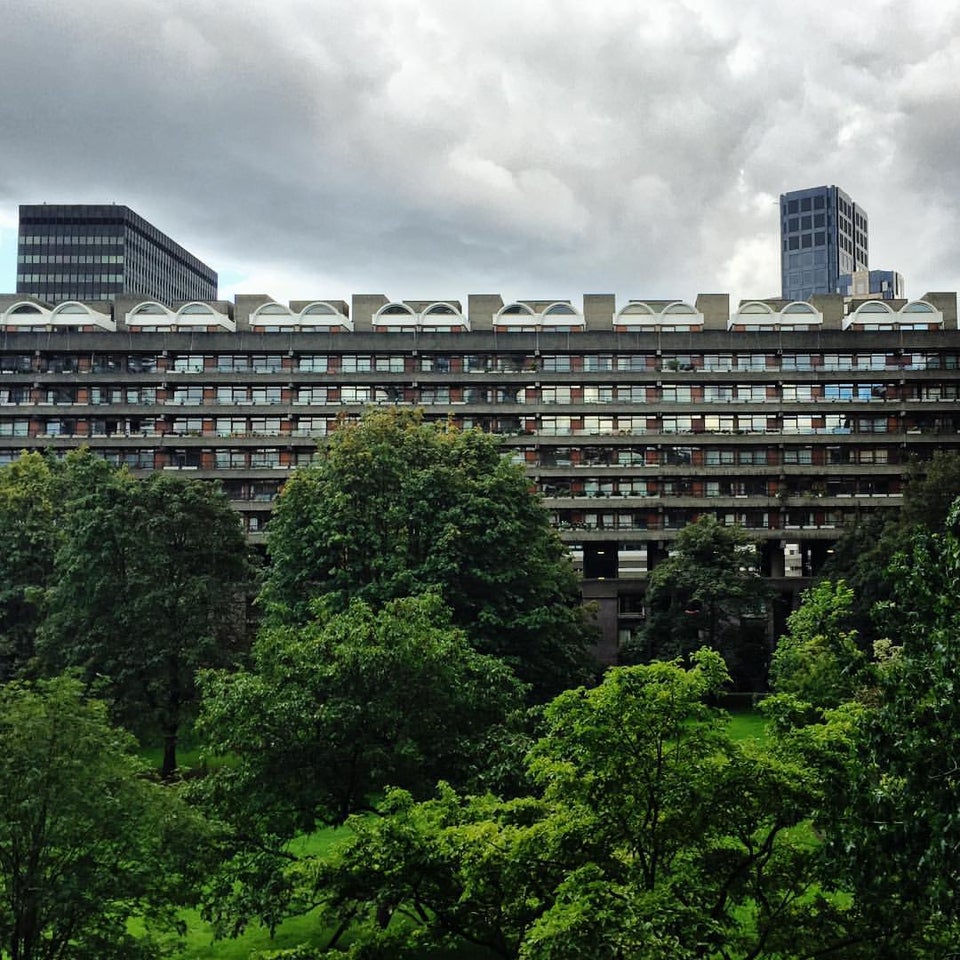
[1,288,958,660]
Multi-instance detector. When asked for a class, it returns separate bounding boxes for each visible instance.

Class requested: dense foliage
[317,652,853,959]
[35,454,251,777]
[261,409,595,698]
[626,515,771,688]
[0,677,209,960]
[4,443,960,957]
[0,453,59,679]
[195,594,527,935]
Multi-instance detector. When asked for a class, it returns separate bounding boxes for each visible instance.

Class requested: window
[215,450,248,468]
[216,355,251,372]
[0,420,29,437]
[615,355,654,371]
[217,387,249,404]
[297,355,329,372]
[216,418,247,436]
[295,386,329,405]
[250,449,281,468]
[583,355,613,371]
[0,355,33,373]
[783,385,816,402]
[781,354,816,372]
[341,386,372,403]
[341,355,372,373]
[737,415,769,433]
[703,415,735,432]
[251,386,282,404]
[420,387,451,404]
[126,355,159,373]
[704,386,734,403]
[172,355,205,374]
[43,355,78,374]
[0,387,29,405]
[541,386,574,404]
[251,355,283,373]
[293,417,331,436]
[662,416,695,434]
[735,354,768,371]
[249,417,281,435]
[172,417,203,434]
[856,416,889,434]
[169,386,205,405]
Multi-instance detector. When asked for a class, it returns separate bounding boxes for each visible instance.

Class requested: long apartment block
[2,289,958,657]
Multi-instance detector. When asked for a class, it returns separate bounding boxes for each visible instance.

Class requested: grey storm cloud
[1,0,959,304]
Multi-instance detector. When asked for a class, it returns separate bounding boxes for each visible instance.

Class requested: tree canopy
[819,505,960,955]
[195,593,527,935]
[317,651,852,959]
[0,453,60,679]
[626,516,770,688]
[36,453,251,777]
[768,579,869,713]
[260,408,595,698]
[0,676,209,960]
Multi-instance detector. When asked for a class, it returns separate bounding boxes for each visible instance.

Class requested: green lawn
[727,707,768,742]
[163,827,351,959]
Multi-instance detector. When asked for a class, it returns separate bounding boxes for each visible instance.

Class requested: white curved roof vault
[730,300,821,329]
[617,300,702,328]
[4,300,115,331]
[842,298,930,329]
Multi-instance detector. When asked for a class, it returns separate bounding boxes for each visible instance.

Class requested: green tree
[0,676,209,960]
[0,453,59,679]
[899,449,960,534]
[260,408,595,698]
[818,450,960,647]
[769,579,870,713]
[195,593,526,935]
[821,506,960,956]
[38,456,251,778]
[321,652,854,959]
[629,516,770,688]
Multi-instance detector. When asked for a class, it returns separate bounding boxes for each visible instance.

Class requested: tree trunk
[161,652,181,779]
[161,729,178,780]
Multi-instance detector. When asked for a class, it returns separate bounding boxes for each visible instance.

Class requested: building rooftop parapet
[2,299,116,332]
[615,300,703,332]
[125,300,235,332]
[494,301,583,331]
[373,301,469,332]
[729,300,822,331]
[249,301,353,332]
[842,299,943,331]
[1,292,957,333]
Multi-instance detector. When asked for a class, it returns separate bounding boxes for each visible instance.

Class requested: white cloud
[0,0,957,304]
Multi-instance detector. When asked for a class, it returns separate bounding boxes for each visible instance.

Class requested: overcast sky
[2,0,959,307]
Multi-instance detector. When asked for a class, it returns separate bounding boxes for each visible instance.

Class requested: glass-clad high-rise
[780,186,868,301]
[16,204,217,303]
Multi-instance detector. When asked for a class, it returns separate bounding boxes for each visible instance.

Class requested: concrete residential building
[0,288,957,659]
[16,204,217,304]
[780,186,868,301]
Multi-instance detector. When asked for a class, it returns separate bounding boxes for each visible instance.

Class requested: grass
[144,713,772,957]
[162,827,353,959]
[726,707,768,742]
